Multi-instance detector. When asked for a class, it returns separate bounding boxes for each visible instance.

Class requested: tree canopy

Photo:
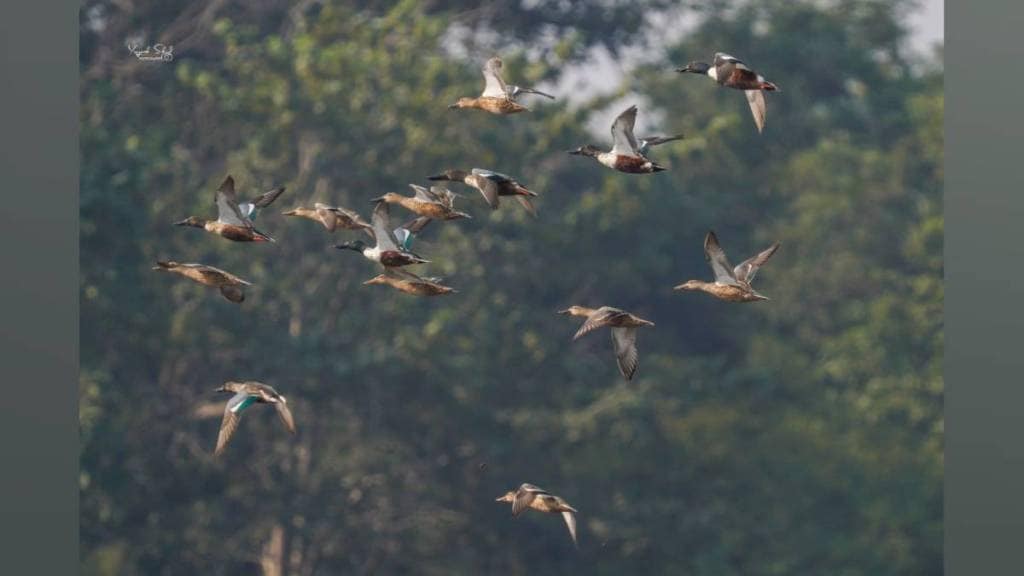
[81,1,942,574]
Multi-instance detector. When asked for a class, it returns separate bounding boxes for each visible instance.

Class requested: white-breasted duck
[335,200,429,268]
[569,105,678,174]
[428,169,539,217]
[676,52,779,133]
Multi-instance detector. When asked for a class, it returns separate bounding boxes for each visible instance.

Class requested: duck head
[448,97,476,109]
[335,240,368,253]
[281,207,313,217]
[152,260,178,271]
[676,61,711,75]
[428,170,469,182]
[568,145,601,158]
[363,274,391,286]
[174,216,206,228]
[370,193,402,204]
[214,381,242,394]
[673,280,703,291]
[557,305,593,317]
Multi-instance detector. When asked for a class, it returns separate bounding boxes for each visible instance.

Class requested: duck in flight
[363,268,456,297]
[152,261,252,303]
[372,184,473,222]
[212,381,295,456]
[175,175,285,242]
[569,105,681,174]
[558,305,655,381]
[673,231,780,302]
[496,483,579,547]
[282,203,373,233]
[676,52,779,133]
[449,56,555,115]
[335,201,430,268]
[428,169,538,217]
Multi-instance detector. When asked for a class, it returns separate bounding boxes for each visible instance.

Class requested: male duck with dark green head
[335,200,430,268]
[213,381,296,456]
[569,105,681,174]
[428,168,538,217]
[676,52,779,133]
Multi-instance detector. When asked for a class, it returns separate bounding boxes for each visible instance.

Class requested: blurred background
[80,1,943,574]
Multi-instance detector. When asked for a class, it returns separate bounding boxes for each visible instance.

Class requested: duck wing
[515,195,538,218]
[408,184,441,203]
[734,241,780,284]
[509,85,555,100]
[469,170,503,210]
[370,201,400,251]
[481,57,509,98]
[214,175,250,226]
[561,510,578,547]
[609,105,641,156]
[214,391,250,456]
[745,90,767,133]
[513,484,547,517]
[572,307,623,341]
[314,205,341,232]
[704,231,740,285]
[275,399,296,434]
[611,327,640,381]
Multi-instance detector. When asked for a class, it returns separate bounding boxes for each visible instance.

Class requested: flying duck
[363,268,456,296]
[282,203,373,233]
[152,260,252,303]
[428,169,538,217]
[496,483,579,547]
[212,381,296,456]
[449,56,554,115]
[558,305,655,381]
[335,201,430,268]
[676,52,779,133]
[175,175,284,242]
[569,105,678,174]
[372,184,473,221]
[673,230,780,302]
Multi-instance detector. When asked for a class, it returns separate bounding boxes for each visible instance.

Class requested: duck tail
[760,81,779,92]
[253,228,276,243]
[516,185,538,197]
[652,163,667,173]
[153,260,173,270]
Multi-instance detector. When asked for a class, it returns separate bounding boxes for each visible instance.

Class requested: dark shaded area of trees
[81,1,942,574]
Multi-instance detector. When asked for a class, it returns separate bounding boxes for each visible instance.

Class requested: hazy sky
[910,0,944,53]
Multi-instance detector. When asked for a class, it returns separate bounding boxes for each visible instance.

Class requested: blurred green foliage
[81,0,942,574]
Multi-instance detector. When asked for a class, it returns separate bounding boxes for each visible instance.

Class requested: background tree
[81,1,942,574]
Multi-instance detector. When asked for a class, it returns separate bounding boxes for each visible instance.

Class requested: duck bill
[675,65,692,73]
[447,103,459,110]
[281,209,297,216]
[556,308,571,315]
[173,218,191,226]
[427,174,447,181]
[567,149,583,155]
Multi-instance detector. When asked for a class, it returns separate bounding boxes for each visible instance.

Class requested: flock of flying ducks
[152,52,781,547]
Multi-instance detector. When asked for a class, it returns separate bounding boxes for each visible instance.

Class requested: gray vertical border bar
[0,0,78,572]
[947,1,1024,574]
